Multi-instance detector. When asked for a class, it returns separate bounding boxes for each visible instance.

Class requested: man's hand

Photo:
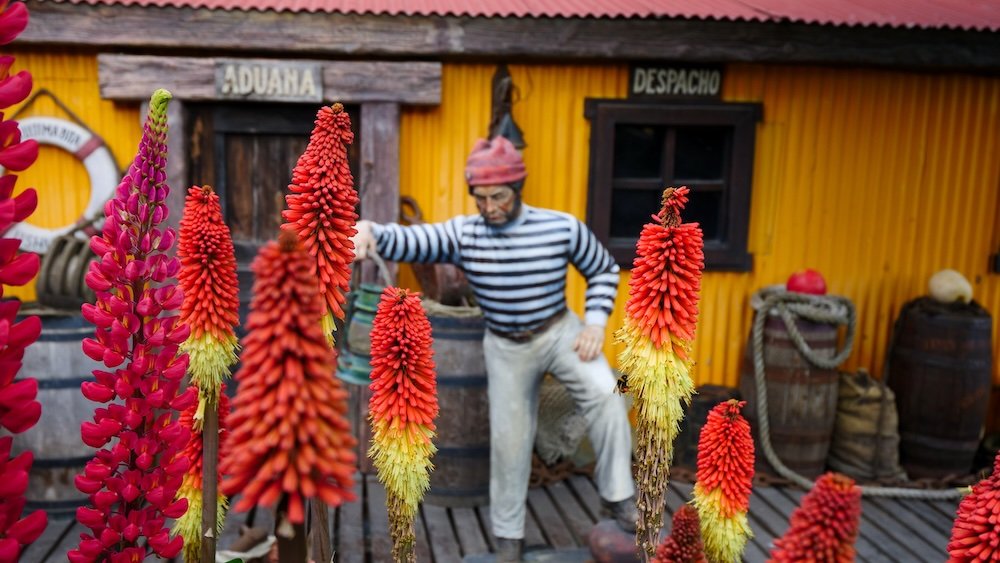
[352,220,376,261]
[573,324,605,362]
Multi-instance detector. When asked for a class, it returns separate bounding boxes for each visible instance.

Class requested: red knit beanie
[464,136,527,188]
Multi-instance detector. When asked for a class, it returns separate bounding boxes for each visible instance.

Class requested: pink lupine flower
[0,1,47,558]
[0,1,28,45]
[70,89,195,563]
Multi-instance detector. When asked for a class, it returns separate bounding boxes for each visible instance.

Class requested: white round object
[0,116,119,253]
[928,269,973,304]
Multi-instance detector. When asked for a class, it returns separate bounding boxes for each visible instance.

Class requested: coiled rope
[751,290,964,499]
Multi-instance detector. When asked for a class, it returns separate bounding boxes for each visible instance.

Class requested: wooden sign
[629,64,723,98]
[215,59,322,102]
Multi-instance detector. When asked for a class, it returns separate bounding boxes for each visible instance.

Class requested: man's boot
[495,537,523,562]
[600,496,639,534]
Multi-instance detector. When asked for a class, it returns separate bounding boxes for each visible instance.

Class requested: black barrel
[887,297,992,479]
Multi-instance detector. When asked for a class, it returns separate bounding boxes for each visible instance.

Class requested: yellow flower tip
[183,333,238,393]
[692,489,752,563]
[369,424,436,509]
[322,310,337,344]
[174,484,205,561]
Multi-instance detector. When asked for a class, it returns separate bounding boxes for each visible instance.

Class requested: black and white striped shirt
[372,205,620,334]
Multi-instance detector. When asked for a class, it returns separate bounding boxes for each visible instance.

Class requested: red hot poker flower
[368,288,438,430]
[624,186,704,353]
[653,505,707,563]
[280,103,359,335]
[768,473,862,563]
[221,231,357,524]
[692,399,755,563]
[368,287,438,562]
[177,185,240,401]
[614,186,704,557]
[948,452,1000,562]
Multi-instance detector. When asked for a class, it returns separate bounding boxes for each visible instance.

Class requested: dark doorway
[186,102,362,334]
[187,102,361,255]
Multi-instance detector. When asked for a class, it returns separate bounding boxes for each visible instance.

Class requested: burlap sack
[828,369,907,481]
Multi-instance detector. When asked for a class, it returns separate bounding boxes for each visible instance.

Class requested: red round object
[786,269,827,295]
[588,520,642,563]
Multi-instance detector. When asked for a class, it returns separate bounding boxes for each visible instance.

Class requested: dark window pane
[675,127,728,180]
[684,189,722,241]
[610,189,662,238]
[613,124,665,179]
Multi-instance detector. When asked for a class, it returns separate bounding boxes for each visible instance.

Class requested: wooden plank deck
[28,474,961,562]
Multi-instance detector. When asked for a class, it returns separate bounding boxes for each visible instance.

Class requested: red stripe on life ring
[73,136,103,160]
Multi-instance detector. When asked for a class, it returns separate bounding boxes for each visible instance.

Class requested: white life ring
[0,116,119,254]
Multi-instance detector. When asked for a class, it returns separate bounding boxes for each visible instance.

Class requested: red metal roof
[42,0,1000,31]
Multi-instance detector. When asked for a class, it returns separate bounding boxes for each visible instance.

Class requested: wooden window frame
[584,98,761,271]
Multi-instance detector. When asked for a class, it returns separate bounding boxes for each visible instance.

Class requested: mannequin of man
[353,136,637,562]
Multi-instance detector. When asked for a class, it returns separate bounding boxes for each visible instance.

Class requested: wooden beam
[359,102,400,285]
[99,54,441,105]
[23,1,1000,71]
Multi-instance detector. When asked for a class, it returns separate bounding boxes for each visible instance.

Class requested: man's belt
[489,309,568,344]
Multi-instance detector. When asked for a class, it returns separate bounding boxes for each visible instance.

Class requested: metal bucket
[335,282,383,386]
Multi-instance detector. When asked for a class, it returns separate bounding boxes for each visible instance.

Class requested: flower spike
[615,186,704,558]
[177,185,240,411]
[947,451,1000,562]
[368,287,438,562]
[768,473,862,563]
[70,88,195,563]
[221,230,357,524]
[280,103,359,340]
[0,3,47,557]
[653,505,707,563]
[174,184,240,561]
[692,400,754,563]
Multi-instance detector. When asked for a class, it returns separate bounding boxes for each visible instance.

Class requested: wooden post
[310,500,332,563]
[201,398,220,563]
[277,503,308,563]
[359,102,400,286]
[351,102,401,475]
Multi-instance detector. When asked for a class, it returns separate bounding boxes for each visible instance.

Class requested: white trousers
[483,312,635,540]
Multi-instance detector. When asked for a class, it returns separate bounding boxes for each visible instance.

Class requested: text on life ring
[0,116,119,254]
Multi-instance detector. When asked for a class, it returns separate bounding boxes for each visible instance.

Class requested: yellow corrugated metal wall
[400,62,1000,389]
[3,50,140,301]
[7,54,1000,390]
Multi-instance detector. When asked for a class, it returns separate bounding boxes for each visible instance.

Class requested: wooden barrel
[12,313,102,516]
[887,298,992,479]
[423,307,490,507]
[740,314,840,479]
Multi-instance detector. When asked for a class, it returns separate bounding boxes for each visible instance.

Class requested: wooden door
[187,102,361,326]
